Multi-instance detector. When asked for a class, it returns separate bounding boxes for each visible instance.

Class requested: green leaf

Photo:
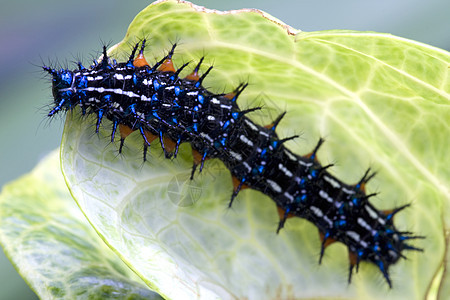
[0,150,162,300]
[55,0,450,299]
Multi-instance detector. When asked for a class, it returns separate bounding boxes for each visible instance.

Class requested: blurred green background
[0,0,448,298]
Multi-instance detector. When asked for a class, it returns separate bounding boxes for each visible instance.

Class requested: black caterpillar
[44,40,422,288]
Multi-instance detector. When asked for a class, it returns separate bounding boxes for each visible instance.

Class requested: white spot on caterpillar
[187,91,198,96]
[323,215,332,226]
[244,119,259,131]
[393,234,399,242]
[220,104,232,110]
[84,87,105,93]
[86,87,140,98]
[284,150,298,161]
[310,206,323,217]
[243,162,252,172]
[211,98,220,104]
[365,205,378,219]
[123,91,140,98]
[200,132,213,143]
[389,250,398,259]
[357,217,372,231]
[342,187,355,195]
[319,190,333,203]
[298,160,313,167]
[140,95,151,101]
[240,135,253,146]
[207,115,215,121]
[284,192,294,202]
[229,150,242,161]
[347,231,360,242]
[323,175,341,189]
[334,201,342,209]
[114,74,124,80]
[278,163,293,177]
[266,179,282,193]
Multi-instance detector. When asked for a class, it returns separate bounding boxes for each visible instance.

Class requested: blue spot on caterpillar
[43,40,423,288]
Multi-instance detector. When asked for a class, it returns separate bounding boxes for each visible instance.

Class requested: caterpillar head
[43,67,76,116]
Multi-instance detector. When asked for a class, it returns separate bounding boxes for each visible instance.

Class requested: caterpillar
[43,40,423,288]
